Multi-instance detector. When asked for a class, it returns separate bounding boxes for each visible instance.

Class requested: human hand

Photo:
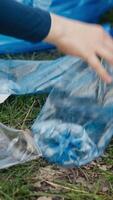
[45,14,113,83]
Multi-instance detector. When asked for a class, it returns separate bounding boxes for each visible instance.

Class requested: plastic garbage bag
[1,57,113,168]
[32,59,113,167]
[0,56,77,95]
[0,0,113,169]
[0,0,113,54]
[0,56,79,169]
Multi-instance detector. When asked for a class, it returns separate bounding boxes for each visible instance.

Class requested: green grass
[0,11,113,200]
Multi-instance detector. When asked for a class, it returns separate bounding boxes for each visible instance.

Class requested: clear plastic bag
[0,56,77,95]
[0,56,79,169]
[32,59,113,167]
[1,57,113,168]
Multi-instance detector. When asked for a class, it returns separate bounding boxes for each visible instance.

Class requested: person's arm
[0,1,113,83]
[0,0,51,42]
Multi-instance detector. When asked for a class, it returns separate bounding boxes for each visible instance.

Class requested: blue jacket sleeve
[0,0,51,42]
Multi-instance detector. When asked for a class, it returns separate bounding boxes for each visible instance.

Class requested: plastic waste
[0,123,41,169]
[0,56,77,95]
[32,59,113,167]
[1,57,113,168]
[1,0,113,169]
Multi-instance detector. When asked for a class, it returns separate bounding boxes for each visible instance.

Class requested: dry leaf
[37,197,52,200]
[102,186,109,193]
[98,165,107,171]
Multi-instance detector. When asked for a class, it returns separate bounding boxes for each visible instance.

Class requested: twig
[21,100,35,129]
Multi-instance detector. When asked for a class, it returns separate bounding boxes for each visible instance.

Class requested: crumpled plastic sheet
[0,56,76,95]
[0,123,41,169]
[0,0,113,54]
[0,57,113,169]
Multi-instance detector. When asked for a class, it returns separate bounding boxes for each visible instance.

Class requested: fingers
[88,55,112,84]
[96,46,113,66]
[96,31,113,66]
[91,31,113,83]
